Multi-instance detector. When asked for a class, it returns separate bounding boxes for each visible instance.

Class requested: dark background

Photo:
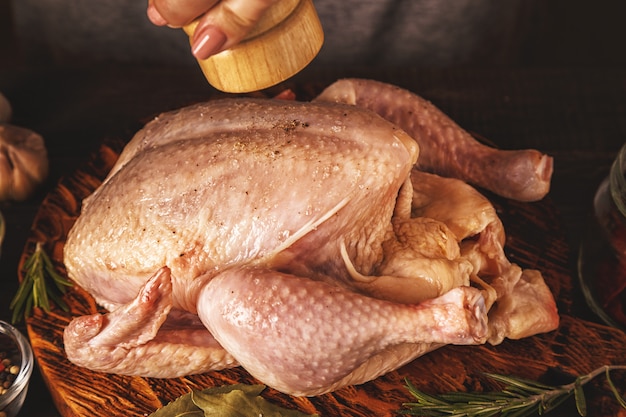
[3,0,626,69]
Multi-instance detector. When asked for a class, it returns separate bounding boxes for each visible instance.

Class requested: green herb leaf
[9,242,73,323]
[149,384,318,417]
[573,376,587,416]
[605,367,626,409]
[401,365,626,417]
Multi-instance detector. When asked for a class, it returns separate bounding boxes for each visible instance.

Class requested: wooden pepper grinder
[183,0,324,93]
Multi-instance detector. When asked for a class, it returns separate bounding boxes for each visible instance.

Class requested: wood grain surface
[18,119,626,416]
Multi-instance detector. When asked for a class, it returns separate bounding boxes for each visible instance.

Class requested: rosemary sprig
[402,365,626,416]
[10,241,73,324]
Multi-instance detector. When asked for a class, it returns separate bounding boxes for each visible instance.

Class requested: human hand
[147,0,278,59]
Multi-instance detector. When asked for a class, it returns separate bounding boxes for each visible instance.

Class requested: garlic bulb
[0,124,49,201]
[0,92,11,123]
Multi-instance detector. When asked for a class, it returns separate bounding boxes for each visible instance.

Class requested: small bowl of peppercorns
[0,321,33,417]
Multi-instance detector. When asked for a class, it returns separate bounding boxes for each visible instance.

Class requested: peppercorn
[0,349,20,396]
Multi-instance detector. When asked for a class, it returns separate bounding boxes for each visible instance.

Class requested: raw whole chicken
[62,79,558,396]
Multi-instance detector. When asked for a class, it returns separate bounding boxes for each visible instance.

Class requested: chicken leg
[197,266,488,396]
[315,78,553,202]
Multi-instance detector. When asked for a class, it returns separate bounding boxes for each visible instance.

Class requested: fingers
[148,0,221,27]
[147,0,278,60]
[147,1,168,26]
[191,0,279,59]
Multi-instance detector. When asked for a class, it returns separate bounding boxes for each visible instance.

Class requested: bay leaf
[149,391,204,417]
[193,385,317,417]
[149,384,317,417]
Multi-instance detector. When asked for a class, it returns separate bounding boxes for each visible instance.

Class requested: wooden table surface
[1,66,625,416]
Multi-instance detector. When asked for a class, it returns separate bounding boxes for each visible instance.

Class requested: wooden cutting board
[19,125,626,416]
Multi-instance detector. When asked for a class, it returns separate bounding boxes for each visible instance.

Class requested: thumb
[190,0,279,59]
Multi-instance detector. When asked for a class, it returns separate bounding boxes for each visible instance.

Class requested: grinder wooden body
[184,0,323,93]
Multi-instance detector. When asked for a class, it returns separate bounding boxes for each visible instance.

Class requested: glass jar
[0,321,34,417]
[579,143,626,329]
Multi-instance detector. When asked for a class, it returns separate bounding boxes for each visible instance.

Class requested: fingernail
[192,26,227,60]
[147,4,168,26]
